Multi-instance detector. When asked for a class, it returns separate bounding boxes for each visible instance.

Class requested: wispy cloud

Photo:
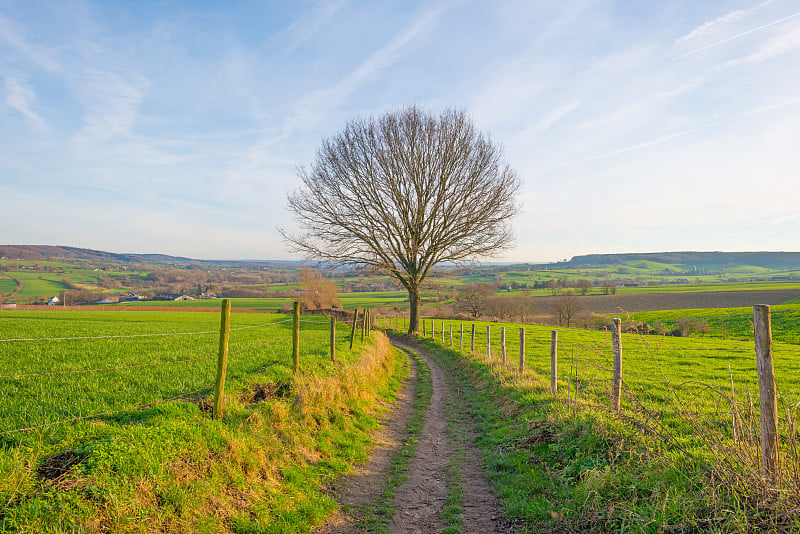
[4,76,44,123]
[274,0,347,58]
[0,13,61,72]
[675,1,771,44]
[284,5,444,134]
[534,124,714,174]
[73,68,149,148]
[674,8,800,59]
[745,95,800,115]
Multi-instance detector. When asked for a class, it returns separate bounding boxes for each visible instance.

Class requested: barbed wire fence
[0,302,370,439]
[378,306,800,492]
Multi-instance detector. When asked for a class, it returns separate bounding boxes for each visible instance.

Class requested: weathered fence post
[213,298,231,419]
[349,308,359,349]
[293,302,300,375]
[441,321,445,343]
[501,326,506,364]
[728,363,737,443]
[486,325,491,359]
[611,318,622,412]
[471,324,476,353]
[551,330,558,395]
[450,324,453,346]
[330,314,336,362]
[519,327,525,374]
[361,308,367,342]
[754,304,779,481]
[423,318,426,336]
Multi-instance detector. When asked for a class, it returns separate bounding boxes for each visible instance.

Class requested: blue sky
[1,0,798,262]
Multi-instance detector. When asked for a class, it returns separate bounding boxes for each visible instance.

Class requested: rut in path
[317,339,516,534]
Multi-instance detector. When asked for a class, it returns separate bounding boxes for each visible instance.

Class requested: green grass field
[394,315,800,448]
[398,315,800,530]
[631,302,800,344]
[0,309,355,439]
[115,291,414,312]
[1,308,404,532]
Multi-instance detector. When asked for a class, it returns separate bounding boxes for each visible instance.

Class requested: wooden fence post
[754,304,779,480]
[450,324,453,346]
[551,330,558,395]
[213,298,231,419]
[486,325,491,359]
[611,318,622,412]
[471,324,476,353]
[330,314,336,362]
[349,309,359,349]
[293,302,300,375]
[519,328,525,374]
[441,321,445,343]
[361,308,367,342]
[460,323,463,350]
[501,327,506,364]
[423,318,426,336]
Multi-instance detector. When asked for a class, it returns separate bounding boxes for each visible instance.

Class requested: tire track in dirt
[386,344,449,533]
[317,355,419,533]
[390,339,516,534]
[317,337,515,533]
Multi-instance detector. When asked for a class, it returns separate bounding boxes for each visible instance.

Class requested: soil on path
[317,354,419,534]
[316,337,516,534]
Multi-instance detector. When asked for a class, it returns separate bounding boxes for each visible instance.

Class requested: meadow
[1,307,406,532]
[0,308,362,440]
[389,313,800,530]
[631,300,800,344]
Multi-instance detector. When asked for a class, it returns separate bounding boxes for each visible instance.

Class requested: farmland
[1,307,407,532]
[390,314,800,530]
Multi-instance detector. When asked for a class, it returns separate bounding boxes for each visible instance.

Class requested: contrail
[673,10,800,60]
[744,96,800,115]
[534,124,714,174]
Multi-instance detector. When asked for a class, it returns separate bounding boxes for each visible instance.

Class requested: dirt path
[386,344,449,533]
[317,338,516,533]
[318,355,419,534]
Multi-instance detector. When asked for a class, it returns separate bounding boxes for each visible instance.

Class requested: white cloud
[0,13,62,72]
[284,5,444,135]
[674,6,800,59]
[273,0,347,58]
[72,68,149,148]
[675,3,766,44]
[4,76,44,123]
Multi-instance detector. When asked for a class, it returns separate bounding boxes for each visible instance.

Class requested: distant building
[47,296,60,306]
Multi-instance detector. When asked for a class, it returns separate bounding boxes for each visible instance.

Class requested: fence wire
[1,309,340,437]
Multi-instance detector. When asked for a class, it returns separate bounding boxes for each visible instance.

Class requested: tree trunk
[408,287,420,334]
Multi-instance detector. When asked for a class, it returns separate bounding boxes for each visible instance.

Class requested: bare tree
[458,283,495,318]
[576,278,593,296]
[282,106,521,333]
[296,268,340,310]
[551,291,584,327]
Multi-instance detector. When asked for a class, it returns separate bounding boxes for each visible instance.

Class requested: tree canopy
[282,106,521,332]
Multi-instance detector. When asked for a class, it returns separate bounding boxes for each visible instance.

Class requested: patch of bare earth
[536,288,800,315]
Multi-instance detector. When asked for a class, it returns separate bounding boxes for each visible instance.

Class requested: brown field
[535,288,800,315]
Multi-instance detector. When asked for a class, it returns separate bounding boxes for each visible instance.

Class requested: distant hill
[0,245,299,267]
[566,252,800,269]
